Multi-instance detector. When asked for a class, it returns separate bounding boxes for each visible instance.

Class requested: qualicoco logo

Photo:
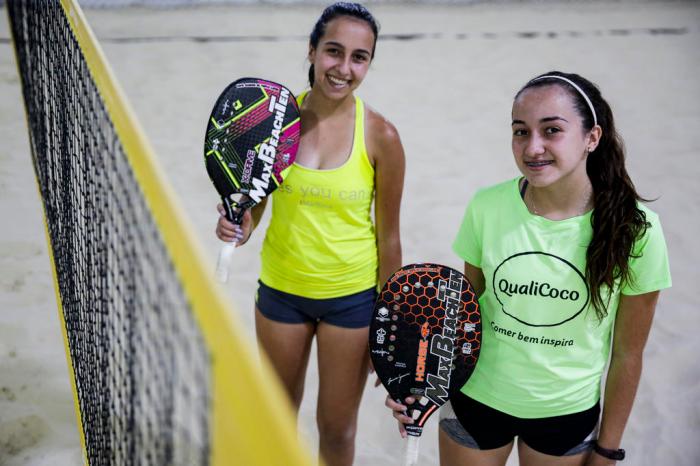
[492,252,589,327]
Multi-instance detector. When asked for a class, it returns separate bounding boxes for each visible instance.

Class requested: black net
[8,2,211,464]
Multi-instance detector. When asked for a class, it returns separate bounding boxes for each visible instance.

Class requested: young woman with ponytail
[216,3,405,465]
[387,72,671,466]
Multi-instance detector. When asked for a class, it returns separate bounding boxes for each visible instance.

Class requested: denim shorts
[256,280,377,328]
[439,392,599,456]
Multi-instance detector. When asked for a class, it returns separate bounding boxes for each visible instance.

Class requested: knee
[317,416,357,447]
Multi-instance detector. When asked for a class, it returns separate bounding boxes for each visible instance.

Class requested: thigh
[518,441,590,466]
[315,322,370,421]
[255,307,316,410]
[439,427,513,466]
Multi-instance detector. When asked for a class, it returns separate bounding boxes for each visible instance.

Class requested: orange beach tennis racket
[370,263,482,466]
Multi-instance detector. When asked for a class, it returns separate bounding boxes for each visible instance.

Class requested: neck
[526,176,593,220]
[304,88,355,117]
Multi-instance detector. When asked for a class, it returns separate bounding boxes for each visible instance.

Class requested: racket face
[370,263,481,436]
[204,77,300,205]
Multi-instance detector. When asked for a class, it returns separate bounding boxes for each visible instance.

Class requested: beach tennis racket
[204,77,300,282]
[370,263,481,466]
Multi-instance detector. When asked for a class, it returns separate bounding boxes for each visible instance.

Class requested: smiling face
[511,84,600,190]
[308,15,375,99]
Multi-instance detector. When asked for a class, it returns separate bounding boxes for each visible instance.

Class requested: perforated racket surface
[204,77,300,281]
[370,263,481,464]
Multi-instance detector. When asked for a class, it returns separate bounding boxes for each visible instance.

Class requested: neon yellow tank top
[259,94,377,299]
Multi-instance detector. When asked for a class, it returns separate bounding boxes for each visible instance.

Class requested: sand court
[1,2,699,465]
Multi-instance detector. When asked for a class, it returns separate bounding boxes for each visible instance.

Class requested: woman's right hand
[385,395,415,438]
[215,204,253,246]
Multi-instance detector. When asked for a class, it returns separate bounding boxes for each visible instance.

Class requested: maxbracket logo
[493,252,589,327]
[248,87,290,203]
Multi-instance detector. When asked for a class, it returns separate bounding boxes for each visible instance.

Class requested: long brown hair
[517,71,649,320]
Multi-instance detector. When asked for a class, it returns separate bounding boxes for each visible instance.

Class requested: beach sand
[1,1,699,465]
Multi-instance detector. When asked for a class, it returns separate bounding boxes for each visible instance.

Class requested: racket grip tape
[403,435,419,466]
[215,241,237,283]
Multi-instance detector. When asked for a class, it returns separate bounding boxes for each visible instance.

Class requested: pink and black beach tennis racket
[370,263,481,466]
[204,77,300,282]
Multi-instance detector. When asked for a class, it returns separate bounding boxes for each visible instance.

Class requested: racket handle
[402,435,419,466]
[215,241,237,283]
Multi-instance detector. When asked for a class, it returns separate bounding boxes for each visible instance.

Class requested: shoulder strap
[520,178,528,199]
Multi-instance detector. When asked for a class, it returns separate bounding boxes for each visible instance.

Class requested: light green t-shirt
[452,177,672,418]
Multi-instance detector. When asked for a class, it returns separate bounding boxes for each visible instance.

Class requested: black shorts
[256,280,377,328]
[440,391,600,456]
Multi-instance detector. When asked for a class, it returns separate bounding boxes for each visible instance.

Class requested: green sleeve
[452,194,482,267]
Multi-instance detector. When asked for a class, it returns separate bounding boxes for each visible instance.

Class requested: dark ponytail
[307,2,379,87]
[517,71,649,321]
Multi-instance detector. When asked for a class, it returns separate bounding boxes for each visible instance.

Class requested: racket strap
[222,196,255,224]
